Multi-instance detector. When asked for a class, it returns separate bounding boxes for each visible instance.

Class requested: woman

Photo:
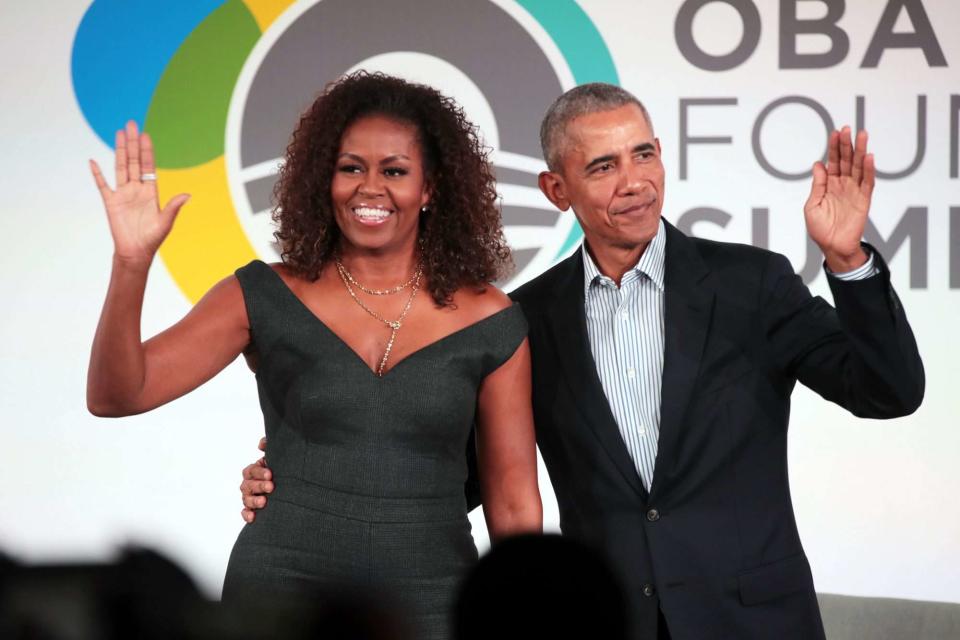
[87,72,542,638]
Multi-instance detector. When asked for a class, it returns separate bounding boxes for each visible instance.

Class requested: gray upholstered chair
[817,593,960,639]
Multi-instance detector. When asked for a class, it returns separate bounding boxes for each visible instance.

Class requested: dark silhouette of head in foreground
[0,547,407,640]
[455,534,629,640]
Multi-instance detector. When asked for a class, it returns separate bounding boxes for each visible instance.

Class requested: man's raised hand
[803,126,875,273]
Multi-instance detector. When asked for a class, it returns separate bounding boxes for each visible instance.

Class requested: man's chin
[609,235,656,253]
[614,220,660,249]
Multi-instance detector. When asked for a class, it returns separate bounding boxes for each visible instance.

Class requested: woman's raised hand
[89,120,190,266]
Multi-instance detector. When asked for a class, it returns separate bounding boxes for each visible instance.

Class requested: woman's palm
[90,121,190,263]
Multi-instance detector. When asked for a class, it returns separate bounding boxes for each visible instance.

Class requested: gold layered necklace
[335,258,424,376]
[338,261,420,295]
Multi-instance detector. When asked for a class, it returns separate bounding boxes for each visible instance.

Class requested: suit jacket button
[646,508,660,522]
[642,583,656,597]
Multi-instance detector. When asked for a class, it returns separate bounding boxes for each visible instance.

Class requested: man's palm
[803,127,875,270]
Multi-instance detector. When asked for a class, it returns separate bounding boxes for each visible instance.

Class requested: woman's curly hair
[273,71,512,307]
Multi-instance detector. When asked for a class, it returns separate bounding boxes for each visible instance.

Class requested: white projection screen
[2,0,958,604]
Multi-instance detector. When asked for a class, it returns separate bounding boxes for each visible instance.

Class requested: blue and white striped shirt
[582,221,877,491]
[582,220,667,492]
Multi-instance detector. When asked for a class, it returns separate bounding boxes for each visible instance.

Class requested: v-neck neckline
[259,262,516,379]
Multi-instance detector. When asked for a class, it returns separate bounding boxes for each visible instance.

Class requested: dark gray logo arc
[239,0,565,277]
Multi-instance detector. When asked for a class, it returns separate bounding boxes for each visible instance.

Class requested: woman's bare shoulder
[451,284,514,322]
[193,272,248,323]
[264,261,308,291]
[266,261,291,278]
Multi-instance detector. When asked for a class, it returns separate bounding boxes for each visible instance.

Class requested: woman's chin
[338,230,418,256]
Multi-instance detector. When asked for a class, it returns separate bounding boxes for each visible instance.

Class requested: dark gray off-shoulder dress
[222,260,527,638]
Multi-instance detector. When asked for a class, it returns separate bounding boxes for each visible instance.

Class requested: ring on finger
[140,173,157,182]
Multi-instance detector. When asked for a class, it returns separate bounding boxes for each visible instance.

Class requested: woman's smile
[352,205,394,226]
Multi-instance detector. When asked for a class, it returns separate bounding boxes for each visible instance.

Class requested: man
[240,84,923,639]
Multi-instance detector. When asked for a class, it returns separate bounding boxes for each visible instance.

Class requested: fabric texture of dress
[223,260,527,638]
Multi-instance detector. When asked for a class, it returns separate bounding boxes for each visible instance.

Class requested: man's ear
[538,171,570,211]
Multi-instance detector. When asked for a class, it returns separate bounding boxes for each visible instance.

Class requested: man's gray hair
[539,83,653,172]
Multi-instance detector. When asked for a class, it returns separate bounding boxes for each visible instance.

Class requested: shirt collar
[582,218,666,296]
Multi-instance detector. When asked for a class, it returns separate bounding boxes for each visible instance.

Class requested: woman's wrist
[112,252,153,274]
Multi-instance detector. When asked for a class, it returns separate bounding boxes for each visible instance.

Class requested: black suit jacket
[501,221,924,639]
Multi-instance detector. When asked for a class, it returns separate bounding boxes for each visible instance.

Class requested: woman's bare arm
[87,270,250,416]
[86,121,250,416]
[475,336,542,541]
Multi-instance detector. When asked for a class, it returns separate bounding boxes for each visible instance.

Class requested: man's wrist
[825,245,879,281]
[823,247,868,274]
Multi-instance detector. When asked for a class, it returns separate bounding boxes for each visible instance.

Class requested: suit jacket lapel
[650,221,714,501]
[546,252,647,499]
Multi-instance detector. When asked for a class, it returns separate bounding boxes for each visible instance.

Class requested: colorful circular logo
[73,0,618,302]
